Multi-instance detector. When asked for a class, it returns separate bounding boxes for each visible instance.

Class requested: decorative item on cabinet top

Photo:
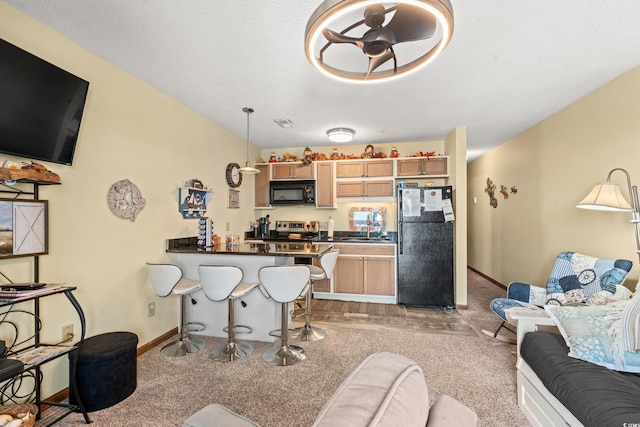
[179,181,212,219]
[257,148,444,163]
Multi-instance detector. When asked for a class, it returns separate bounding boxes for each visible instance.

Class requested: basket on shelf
[0,403,38,427]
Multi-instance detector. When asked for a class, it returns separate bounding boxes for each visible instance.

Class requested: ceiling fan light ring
[305,0,454,82]
[311,37,450,83]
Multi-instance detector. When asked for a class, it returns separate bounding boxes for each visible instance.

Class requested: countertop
[166,237,333,258]
[245,231,397,244]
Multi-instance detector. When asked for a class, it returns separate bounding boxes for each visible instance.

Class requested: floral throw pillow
[545,302,640,372]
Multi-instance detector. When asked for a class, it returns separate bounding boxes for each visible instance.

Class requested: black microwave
[270,180,315,205]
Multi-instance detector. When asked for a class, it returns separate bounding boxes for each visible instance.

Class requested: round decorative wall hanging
[107,179,146,222]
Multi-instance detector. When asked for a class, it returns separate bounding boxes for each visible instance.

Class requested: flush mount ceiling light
[238,107,260,175]
[305,0,454,82]
[327,127,355,143]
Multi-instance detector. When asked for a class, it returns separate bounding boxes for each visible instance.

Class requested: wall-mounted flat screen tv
[0,38,89,166]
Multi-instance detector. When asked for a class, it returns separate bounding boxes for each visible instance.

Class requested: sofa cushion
[312,351,430,427]
[183,404,261,427]
[426,395,477,427]
[521,331,640,427]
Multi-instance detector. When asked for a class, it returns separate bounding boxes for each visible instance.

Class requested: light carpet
[43,269,530,427]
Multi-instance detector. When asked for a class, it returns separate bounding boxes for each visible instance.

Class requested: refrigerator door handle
[398,188,403,254]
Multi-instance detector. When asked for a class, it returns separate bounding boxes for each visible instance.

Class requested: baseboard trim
[137,328,178,357]
[41,328,178,408]
[468,266,506,290]
[456,304,468,310]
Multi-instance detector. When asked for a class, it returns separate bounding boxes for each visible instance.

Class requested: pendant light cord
[239,107,259,174]
[243,107,253,165]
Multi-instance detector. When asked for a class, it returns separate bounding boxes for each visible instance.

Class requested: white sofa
[183,351,477,427]
[514,314,640,427]
[514,315,584,426]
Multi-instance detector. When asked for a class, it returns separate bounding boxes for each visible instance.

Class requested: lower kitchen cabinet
[333,244,395,297]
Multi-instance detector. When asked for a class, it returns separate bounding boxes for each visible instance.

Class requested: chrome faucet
[366,215,371,240]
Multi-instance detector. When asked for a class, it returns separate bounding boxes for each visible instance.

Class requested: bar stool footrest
[186,322,205,333]
[222,324,252,336]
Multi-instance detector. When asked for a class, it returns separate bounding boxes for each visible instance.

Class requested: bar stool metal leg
[294,289,325,341]
[263,302,306,366]
[160,293,205,357]
[210,297,253,362]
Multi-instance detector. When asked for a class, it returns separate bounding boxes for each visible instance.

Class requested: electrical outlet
[226,222,230,231]
[62,324,73,342]
[148,302,155,318]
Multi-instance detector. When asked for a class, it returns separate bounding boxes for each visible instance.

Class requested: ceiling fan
[305,0,454,82]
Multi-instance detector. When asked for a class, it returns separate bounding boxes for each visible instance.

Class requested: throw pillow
[611,291,640,353]
[544,252,632,306]
[545,302,640,372]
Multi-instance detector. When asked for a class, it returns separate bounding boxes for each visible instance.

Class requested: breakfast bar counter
[166,238,333,342]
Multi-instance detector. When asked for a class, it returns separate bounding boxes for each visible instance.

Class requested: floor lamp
[576,168,640,261]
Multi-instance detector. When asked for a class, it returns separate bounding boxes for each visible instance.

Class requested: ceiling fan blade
[366,49,395,79]
[384,4,437,44]
[322,28,365,50]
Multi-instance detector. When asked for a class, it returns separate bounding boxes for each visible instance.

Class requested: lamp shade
[238,162,260,175]
[576,183,633,211]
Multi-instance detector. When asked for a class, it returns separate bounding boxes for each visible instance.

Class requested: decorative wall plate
[107,179,146,222]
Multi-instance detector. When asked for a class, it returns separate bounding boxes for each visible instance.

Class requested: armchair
[482,251,633,343]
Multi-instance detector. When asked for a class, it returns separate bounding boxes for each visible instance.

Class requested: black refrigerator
[397,185,454,309]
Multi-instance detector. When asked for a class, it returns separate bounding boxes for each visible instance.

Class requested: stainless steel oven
[269,180,315,206]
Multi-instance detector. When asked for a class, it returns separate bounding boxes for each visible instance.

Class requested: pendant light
[238,107,260,175]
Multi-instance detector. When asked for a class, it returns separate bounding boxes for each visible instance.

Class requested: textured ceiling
[5,1,640,161]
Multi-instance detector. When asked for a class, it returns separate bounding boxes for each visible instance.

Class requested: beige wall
[468,65,640,291]
[0,2,261,395]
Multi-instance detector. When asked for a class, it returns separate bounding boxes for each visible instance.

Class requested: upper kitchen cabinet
[315,161,336,208]
[336,159,393,178]
[396,156,448,177]
[254,164,271,208]
[271,162,314,180]
[336,180,394,198]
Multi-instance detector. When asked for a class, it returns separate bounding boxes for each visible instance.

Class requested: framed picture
[0,199,48,259]
[227,189,240,209]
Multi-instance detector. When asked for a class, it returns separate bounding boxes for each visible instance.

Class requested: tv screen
[0,38,89,166]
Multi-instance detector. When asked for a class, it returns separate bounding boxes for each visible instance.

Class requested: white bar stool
[258,265,311,366]
[294,249,339,341]
[146,263,205,357]
[198,265,258,362]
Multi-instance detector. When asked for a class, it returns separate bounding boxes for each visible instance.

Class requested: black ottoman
[69,331,138,412]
